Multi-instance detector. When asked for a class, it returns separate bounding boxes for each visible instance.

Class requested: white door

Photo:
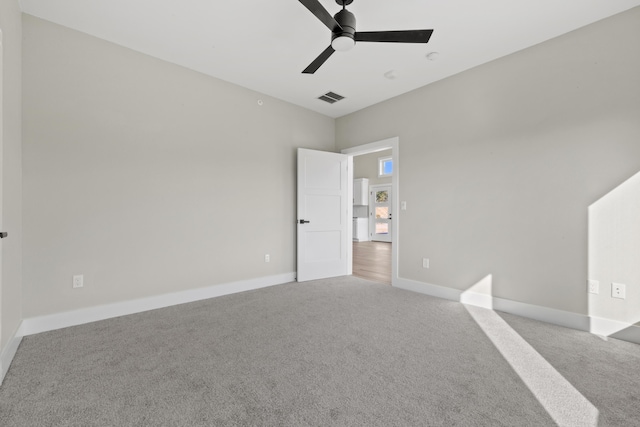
[0,30,4,334]
[370,184,392,243]
[297,148,349,282]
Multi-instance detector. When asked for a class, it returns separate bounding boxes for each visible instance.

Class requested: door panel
[297,149,348,282]
[305,194,342,224]
[305,231,342,262]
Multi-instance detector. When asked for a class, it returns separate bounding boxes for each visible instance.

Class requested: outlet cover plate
[588,280,599,294]
[73,274,84,288]
[611,282,626,299]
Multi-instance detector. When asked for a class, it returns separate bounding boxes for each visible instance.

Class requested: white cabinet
[353,218,369,242]
[353,178,369,205]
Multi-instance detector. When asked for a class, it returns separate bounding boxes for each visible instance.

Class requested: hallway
[352,241,391,285]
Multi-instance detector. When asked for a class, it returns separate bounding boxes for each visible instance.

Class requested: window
[376,190,388,203]
[378,157,393,177]
[375,207,389,218]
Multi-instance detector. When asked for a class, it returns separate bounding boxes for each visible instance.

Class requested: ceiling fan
[299,0,434,74]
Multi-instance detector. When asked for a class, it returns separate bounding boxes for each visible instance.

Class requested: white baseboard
[460,290,494,308]
[18,272,296,337]
[1,331,23,385]
[13,272,640,361]
[395,277,594,336]
[460,290,590,332]
[393,277,462,302]
[589,316,640,344]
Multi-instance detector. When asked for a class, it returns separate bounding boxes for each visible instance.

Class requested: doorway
[353,176,392,285]
[342,137,398,286]
[352,241,392,284]
[369,184,392,243]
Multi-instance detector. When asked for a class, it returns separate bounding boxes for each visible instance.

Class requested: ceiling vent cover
[318,91,345,104]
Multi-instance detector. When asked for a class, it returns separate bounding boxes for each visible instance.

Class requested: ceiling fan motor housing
[332,9,356,43]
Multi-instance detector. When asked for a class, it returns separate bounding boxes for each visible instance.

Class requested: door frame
[341,137,399,286]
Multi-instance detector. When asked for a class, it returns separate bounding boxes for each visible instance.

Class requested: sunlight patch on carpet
[464,304,599,427]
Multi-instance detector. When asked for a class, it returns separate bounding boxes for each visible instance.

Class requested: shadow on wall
[588,170,640,339]
[459,169,640,343]
[455,167,640,425]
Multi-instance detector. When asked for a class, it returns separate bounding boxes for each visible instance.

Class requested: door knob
[0,232,7,238]
[299,219,310,224]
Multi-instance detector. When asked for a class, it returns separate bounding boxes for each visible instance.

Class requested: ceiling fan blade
[302,45,336,74]
[355,29,433,43]
[299,0,343,32]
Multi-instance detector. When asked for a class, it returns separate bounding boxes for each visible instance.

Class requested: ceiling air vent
[318,91,345,104]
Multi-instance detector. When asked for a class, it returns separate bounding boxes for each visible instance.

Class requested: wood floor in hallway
[353,241,392,285]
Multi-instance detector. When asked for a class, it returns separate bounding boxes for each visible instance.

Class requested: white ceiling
[20,0,640,118]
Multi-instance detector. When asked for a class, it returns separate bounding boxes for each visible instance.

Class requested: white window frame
[378,156,393,178]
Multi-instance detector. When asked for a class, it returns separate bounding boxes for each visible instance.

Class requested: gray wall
[589,171,640,324]
[16,7,640,329]
[336,8,640,317]
[353,149,392,186]
[0,0,23,353]
[22,15,335,318]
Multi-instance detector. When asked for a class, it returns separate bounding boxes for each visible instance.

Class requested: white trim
[340,137,399,156]
[342,137,399,286]
[394,277,462,302]
[486,296,588,332]
[378,155,393,178]
[589,316,640,344]
[395,277,640,344]
[1,332,22,385]
[589,316,631,336]
[395,276,591,333]
[460,291,494,308]
[346,156,354,275]
[18,272,295,337]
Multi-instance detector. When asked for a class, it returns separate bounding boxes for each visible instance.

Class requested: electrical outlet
[611,283,626,299]
[422,258,429,269]
[588,280,599,294]
[264,254,270,263]
[401,201,407,211]
[73,274,84,288]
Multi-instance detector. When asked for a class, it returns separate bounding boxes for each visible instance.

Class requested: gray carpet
[1,276,639,426]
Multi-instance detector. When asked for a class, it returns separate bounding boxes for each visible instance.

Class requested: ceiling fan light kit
[331,35,355,51]
[330,8,356,51]
[299,0,434,74]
